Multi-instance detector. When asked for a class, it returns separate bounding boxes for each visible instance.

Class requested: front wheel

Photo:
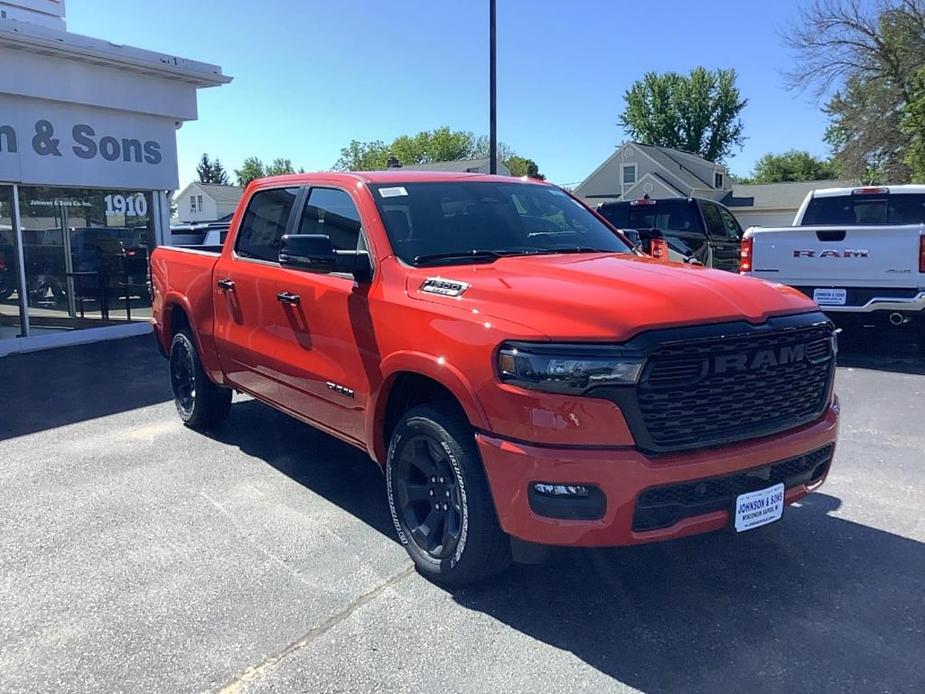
[169,330,232,429]
[386,404,511,585]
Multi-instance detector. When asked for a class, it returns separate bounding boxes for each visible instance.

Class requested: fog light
[528,482,606,520]
[532,482,591,497]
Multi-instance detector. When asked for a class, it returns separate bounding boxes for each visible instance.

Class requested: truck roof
[811,184,925,198]
[254,170,544,186]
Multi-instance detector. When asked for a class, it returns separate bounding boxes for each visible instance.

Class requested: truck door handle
[217,279,235,291]
[277,291,301,305]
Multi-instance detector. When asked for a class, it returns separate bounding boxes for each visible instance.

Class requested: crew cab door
[702,201,742,272]
[212,185,301,400]
[272,186,375,445]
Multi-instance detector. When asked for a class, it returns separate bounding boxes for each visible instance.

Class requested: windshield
[801,194,925,226]
[598,199,703,233]
[369,181,631,265]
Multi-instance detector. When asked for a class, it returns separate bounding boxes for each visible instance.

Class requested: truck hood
[405,253,816,340]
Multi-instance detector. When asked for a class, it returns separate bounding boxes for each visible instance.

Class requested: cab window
[235,187,299,262]
[297,187,363,251]
[716,205,743,240]
[701,202,731,240]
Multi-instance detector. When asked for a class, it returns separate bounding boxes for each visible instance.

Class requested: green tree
[234,157,265,187]
[333,128,542,176]
[785,0,925,182]
[902,68,925,181]
[196,153,229,184]
[334,139,391,171]
[619,67,747,162]
[212,159,229,185]
[266,158,296,176]
[391,127,475,164]
[746,150,838,183]
[505,155,545,179]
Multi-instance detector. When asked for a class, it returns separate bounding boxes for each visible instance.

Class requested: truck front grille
[632,444,834,532]
[590,314,836,453]
[637,324,835,451]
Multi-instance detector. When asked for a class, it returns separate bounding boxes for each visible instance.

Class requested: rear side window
[599,200,703,234]
[701,202,741,240]
[716,205,743,239]
[801,194,925,226]
[700,203,726,239]
[297,187,363,251]
[235,187,299,261]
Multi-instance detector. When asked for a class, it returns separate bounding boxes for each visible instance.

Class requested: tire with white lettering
[169,330,232,429]
[386,404,511,585]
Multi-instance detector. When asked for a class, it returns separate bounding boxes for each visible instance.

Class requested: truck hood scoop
[405,253,817,341]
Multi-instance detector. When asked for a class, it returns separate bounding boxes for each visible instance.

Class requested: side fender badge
[420,278,469,297]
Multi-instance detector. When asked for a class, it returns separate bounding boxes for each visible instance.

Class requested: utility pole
[489,0,497,174]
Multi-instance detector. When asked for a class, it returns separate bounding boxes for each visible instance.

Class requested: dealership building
[0,0,229,355]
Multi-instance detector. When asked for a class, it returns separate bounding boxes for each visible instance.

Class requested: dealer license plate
[734,483,785,533]
[813,288,847,306]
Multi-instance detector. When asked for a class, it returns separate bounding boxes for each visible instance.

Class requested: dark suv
[598,197,744,272]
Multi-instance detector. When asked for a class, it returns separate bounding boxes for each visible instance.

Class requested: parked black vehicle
[598,196,744,271]
[21,226,150,307]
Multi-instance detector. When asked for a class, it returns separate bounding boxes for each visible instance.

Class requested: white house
[175,182,243,223]
[574,142,852,227]
[575,142,732,205]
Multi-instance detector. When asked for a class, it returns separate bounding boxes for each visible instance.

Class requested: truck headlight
[497,342,644,393]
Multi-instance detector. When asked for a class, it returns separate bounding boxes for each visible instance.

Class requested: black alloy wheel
[168,330,232,429]
[386,404,511,584]
[170,336,196,417]
[394,434,464,559]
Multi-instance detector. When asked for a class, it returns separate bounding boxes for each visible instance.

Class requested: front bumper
[478,401,839,547]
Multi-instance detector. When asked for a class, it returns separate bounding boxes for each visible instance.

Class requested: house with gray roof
[399,157,511,176]
[575,142,731,205]
[724,179,856,227]
[574,142,852,227]
[174,182,243,223]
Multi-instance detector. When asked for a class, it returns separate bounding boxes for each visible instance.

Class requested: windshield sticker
[548,189,567,196]
[379,186,408,198]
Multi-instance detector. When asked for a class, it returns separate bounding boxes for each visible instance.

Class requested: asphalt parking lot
[1,332,923,693]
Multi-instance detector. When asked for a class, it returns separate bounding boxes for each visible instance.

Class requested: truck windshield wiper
[527,246,615,255]
[413,247,616,267]
[413,250,507,266]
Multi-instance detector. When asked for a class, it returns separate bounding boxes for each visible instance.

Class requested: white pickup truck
[742,185,925,351]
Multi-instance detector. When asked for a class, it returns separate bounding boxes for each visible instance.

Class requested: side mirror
[279,234,372,281]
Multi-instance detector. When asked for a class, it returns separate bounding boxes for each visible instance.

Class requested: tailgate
[749,225,924,288]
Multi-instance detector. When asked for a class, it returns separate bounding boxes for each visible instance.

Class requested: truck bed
[150,245,220,354]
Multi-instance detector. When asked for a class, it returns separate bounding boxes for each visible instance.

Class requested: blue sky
[68,0,832,189]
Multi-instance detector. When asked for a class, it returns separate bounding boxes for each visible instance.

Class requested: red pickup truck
[151,171,839,584]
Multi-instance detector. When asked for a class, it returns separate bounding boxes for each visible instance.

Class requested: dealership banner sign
[0,94,179,190]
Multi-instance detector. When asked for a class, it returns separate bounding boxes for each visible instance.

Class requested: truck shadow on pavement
[211,399,924,693]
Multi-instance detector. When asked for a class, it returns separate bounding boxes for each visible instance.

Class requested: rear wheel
[386,404,511,585]
[169,330,231,429]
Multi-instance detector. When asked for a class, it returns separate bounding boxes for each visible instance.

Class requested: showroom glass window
[0,185,23,340]
[17,187,155,333]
